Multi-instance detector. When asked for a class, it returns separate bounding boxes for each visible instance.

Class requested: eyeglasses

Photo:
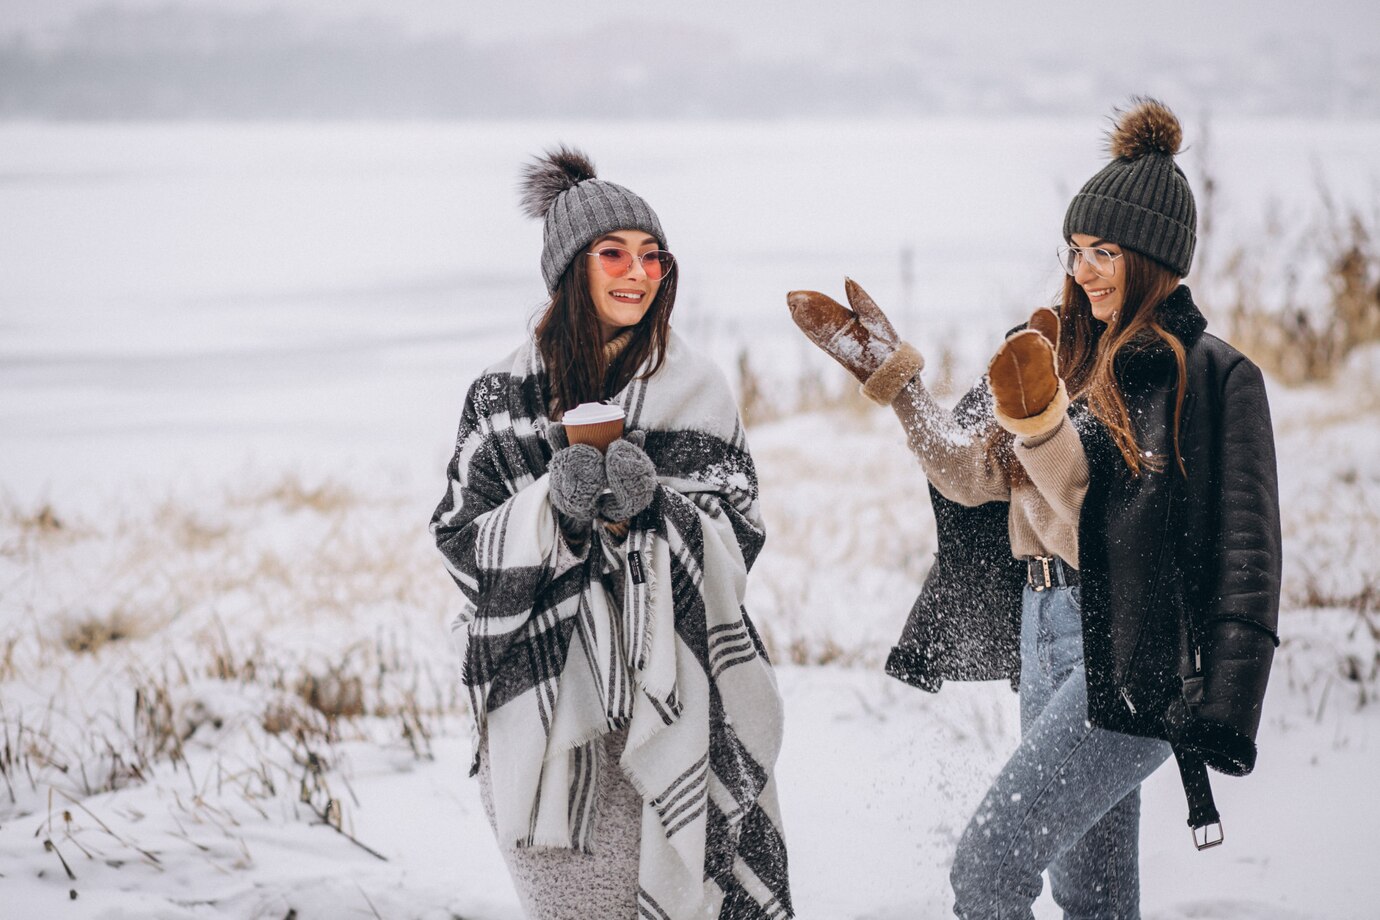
[586,247,676,281]
[1057,245,1123,278]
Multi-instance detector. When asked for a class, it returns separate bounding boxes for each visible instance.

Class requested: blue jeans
[950,584,1172,920]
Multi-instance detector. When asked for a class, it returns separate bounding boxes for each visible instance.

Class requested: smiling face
[586,231,663,342]
[1069,232,1127,323]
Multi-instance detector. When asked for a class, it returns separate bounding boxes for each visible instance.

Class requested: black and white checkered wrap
[431,331,792,919]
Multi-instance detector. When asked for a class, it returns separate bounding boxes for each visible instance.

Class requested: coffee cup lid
[563,402,625,425]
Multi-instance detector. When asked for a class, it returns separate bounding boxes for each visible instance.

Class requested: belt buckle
[1030,555,1053,592]
[1192,821,1224,850]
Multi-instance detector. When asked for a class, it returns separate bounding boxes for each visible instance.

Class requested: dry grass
[783,635,869,667]
[1189,120,1378,384]
[14,503,63,534]
[298,668,367,720]
[0,635,19,683]
[0,470,463,836]
[0,497,84,560]
[230,471,358,514]
[1,380,1376,845]
[58,608,150,654]
[200,616,259,682]
[1209,179,1380,384]
[1276,606,1380,719]
[154,499,231,551]
[737,347,876,428]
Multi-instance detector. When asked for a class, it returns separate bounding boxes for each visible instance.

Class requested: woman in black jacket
[788,99,1281,918]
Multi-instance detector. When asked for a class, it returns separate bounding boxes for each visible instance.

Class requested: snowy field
[2,119,1379,918]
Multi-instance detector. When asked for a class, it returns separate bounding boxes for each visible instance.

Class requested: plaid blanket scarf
[431,331,792,920]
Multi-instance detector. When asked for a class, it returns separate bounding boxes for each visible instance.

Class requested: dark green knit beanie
[1063,98,1196,278]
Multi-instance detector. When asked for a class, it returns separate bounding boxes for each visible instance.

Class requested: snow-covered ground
[2,120,1379,918]
[3,378,1377,919]
[2,646,1375,920]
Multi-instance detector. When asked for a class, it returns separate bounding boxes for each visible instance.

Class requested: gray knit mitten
[548,442,607,523]
[545,420,571,451]
[599,431,658,522]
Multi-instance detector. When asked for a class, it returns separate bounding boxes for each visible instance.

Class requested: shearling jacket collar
[1113,285,1208,381]
[1158,284,1208,345]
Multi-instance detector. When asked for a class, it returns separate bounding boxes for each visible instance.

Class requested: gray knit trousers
[479,725,642,919]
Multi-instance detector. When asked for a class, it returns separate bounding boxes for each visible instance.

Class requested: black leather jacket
[886,286,1282,784]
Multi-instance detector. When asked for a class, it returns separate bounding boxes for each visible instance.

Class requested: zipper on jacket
[1119,385,1198,719]
[1117,457,1182,717]
[1119,687,1138,715]
[1180,643,1206,708]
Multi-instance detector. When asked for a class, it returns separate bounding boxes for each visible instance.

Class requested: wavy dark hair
[988,249,1185,483]
[535,251,678,415]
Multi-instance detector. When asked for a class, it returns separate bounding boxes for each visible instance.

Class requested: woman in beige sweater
[790,99,1280,919]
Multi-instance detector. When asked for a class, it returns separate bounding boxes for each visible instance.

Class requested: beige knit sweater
[890,374,1090,568]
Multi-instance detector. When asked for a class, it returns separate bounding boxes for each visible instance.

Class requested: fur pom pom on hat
[518,146,596,220]
[1064,97,1196,277]
[518,146,666,293]
[1107,98,1183,160]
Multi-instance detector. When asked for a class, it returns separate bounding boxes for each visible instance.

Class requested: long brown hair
[988,250,1185,482]
[535,250,678,415]
[1058,250,1185,477]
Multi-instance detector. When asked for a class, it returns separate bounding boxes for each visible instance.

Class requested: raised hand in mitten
[787,278,924,404]
[988,307,1070,437]
[547,422,607,523]
[598,430,658,523]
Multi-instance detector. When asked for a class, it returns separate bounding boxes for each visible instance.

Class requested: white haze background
[2,4,1379,918]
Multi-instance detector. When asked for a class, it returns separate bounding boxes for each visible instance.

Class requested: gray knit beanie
[1063,98,1196,278]
[518,146,666,293]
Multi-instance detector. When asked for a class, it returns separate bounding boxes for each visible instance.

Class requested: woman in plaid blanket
[431,148,792,920]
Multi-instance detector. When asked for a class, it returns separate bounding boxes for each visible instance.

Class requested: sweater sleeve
[890,375,1010,507]
[1013,415,1090,529]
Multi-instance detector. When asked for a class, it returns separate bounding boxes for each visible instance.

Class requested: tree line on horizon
[1,6,1375,120]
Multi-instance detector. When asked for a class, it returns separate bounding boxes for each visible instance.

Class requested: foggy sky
[6,0,1376,58]
[3,0,1377,119]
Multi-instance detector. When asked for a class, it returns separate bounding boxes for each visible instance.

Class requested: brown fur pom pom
[519,146,597,220]
[1107,97,1183,160]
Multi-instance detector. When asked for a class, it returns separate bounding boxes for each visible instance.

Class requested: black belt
[1024,555,1080,591]
[1173,746,1224,850]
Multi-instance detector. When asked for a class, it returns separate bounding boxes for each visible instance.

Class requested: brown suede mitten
[989,307,1069,437]
[1026,305,1060,349]
[788,278,923,403]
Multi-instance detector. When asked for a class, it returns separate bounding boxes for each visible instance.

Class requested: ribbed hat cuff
[540,181,665,292]
[1064,193,1195,278]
